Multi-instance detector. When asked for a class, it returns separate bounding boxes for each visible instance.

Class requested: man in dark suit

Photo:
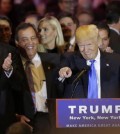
[15,22,60,134]
[0,43,34,134]
[106,11,120,54]
[58,24,120,98]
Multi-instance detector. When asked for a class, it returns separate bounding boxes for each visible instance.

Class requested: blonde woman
[38,16,65,53]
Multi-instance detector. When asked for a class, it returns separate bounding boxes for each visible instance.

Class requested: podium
[47,99,120,134]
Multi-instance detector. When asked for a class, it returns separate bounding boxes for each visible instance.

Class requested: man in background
[58,13,78,52]
[97,21,113,53]
[0,15,12,44]
[106,11,120,54]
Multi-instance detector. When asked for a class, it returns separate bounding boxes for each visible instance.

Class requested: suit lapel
[100,52,111,97]
[39,53,52,98]
[73,51,112,98]
[74,52,87,70]
[74,53,89,98]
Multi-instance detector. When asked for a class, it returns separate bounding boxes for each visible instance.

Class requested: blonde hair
[38,16,65,53]
[76,24,99,43]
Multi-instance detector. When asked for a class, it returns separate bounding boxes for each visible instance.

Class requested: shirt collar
[87,49,100,65]
[69,36,75,45]
[22,53,41,67]
[109,27,120,35]
[31,53,41,67]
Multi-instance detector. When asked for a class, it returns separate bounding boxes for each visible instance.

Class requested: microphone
[72,66,90,85]
[71,66,90,98]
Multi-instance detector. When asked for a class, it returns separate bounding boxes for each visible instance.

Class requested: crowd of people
[0,0,120,134]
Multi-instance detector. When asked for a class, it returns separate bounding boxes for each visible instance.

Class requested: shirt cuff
[4,67,13,78]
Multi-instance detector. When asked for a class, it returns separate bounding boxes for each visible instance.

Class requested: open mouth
[26,45,34,50]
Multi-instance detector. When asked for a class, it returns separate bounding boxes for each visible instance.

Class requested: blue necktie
[88,60,98,98]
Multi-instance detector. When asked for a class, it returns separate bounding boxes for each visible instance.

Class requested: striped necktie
[25,61,36,110]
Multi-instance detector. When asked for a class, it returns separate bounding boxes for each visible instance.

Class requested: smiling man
[15,22,60,134]
[58,24,120,98]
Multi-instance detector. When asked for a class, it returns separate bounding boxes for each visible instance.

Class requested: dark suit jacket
[38,52,60,99]
[109,29,120,54]
[20,52,60,119]
[0,44,34,134]
[57,51,120,98]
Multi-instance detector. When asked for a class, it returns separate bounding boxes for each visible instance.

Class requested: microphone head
[83,66,90,72]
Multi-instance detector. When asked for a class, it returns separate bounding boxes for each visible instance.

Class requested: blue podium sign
[56,99,120,128]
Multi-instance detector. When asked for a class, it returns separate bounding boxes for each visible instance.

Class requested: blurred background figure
[106,11,120,54]
[77,0,92,11]
[76,10,94,26]
[24,12,39,29]
[33,0,47,17]
[38,16,65,53]
[58,0,78,15]
[6,122,32,134]
[92,0,109,21]
[14,0,23,4]
[0,0,13,16]
[11,0,36,28]
[97,21,113,53]
[58,13,78,52]
[0,0,16,31]
[106,0,120,15]
[0,15,12,44]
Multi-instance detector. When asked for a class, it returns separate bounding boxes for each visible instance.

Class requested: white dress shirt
[109,27,120,35]
[31,53,48,112]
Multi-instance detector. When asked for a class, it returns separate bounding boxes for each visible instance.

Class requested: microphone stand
[71,68,88,98]
[71,80,80,98]
[72,69,87,85]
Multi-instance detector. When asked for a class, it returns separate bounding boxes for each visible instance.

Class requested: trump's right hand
[59,67,72,78]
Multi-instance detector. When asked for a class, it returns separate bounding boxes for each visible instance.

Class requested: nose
[80,45,88,52]
[84,45,89,52]
[3,27,10,34]
[26,38,33,44]
[38,29,44,36]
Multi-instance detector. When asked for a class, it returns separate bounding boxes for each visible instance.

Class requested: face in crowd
[38,20,57,49]
[0,19,12,43]
[0,0,12,14]
[58,0,77,14]
[98,29,110,51]
[16,24,39,60]
[77,12,93,26]
[59,16,76,41]
[76,25,99,60]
